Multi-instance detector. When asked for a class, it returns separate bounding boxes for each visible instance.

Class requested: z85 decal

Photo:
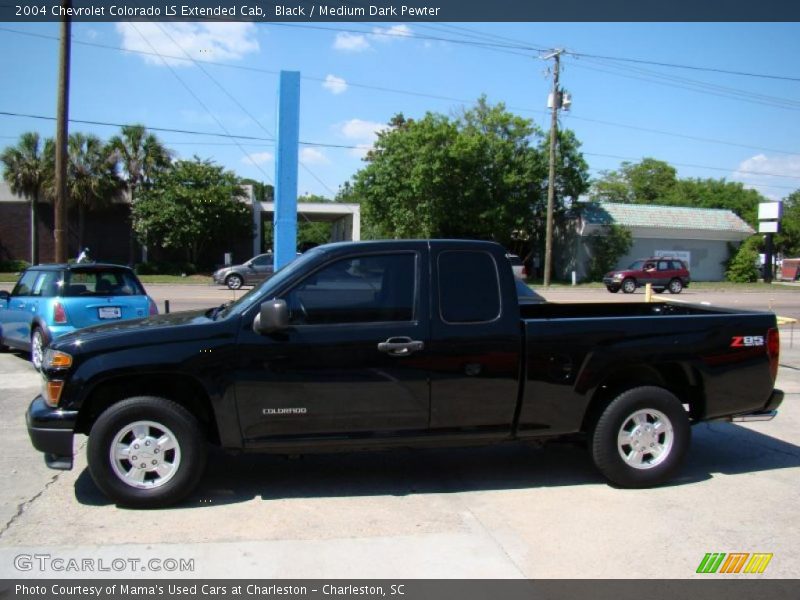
[731,336,765,348]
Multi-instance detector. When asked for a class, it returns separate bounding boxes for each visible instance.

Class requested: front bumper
[26,395,78,470]
[602,277,622,286]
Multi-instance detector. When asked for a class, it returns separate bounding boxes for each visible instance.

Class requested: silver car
[212,254,275,290]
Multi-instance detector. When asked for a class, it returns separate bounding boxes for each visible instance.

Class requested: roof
[582,202,755,235]
[25,263,134,271]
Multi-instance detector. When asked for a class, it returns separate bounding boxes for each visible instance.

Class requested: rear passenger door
[656,260,673,288]
[428,244,522,432]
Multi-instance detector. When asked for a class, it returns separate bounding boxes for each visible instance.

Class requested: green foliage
[726,238,760,283]
[590,158,766,227]
[586,223,633,281]
[241,179,274,203]
[0,259,30,272]
[132,159,253,265]
[135,261,197,276]
[776,189,800,257]
[347,97,589,246]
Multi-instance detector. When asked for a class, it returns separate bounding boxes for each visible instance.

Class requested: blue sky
[1,21,799,201]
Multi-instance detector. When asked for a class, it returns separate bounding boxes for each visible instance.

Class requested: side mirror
[252,299,289,335]
[0,290,9,303]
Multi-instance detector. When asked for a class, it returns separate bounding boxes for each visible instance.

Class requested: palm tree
[108,125,171,264]
[1,132,53,265]
[62,133,124,250]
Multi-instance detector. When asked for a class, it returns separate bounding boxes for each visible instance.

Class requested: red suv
[603,258,690,294]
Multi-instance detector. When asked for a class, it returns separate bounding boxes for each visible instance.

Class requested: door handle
[377,336,424,356]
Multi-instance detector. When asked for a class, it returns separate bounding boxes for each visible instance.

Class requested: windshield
[627,261,645,270]
[219,248,325,318]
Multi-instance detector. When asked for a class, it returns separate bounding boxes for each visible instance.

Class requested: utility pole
[543,49,563,287]
[54,0,71,263]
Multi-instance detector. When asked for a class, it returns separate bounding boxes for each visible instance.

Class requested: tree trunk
[127,184,136,266]
[78,203,86,251]
[30,193,39,265]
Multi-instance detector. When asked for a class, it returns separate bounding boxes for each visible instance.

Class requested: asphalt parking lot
[0,284,798,579]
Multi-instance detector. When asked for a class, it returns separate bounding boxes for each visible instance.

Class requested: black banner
[3,0,800,22]
[2,580,800,600]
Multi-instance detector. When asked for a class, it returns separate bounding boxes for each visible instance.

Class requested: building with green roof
[578,202,755,281]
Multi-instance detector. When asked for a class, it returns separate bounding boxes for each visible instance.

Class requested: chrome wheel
[668,279,683,294]
[616,409,674,470]
[109,420,181,489]
[31,329,45,370]
[226,274,243,290]
[622,278,636,294]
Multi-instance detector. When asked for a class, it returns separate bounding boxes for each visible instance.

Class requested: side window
[284,253,416,325]
[438,251,501,324]
[251,255,273,267]
[11,270,39,296]
[31,271,61,297]
[671,261,685,271]
[658,261,670,271]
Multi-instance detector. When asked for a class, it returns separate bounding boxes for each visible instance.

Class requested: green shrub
[0,259,30,272]
[726,244,760,282]
[587,224,633,281]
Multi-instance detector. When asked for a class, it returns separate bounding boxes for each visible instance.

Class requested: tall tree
[62,133,124,250]
[1,132,53,265]
[347,98,590,252]
[776,189,800,257]
[108,125,171,264]
[132,158,252,266]
[591,158,678,204]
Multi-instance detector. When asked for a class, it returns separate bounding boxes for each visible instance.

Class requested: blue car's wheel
[30,328,45,370]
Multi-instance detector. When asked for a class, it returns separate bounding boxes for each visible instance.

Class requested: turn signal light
[48,351,73,369]
[45,381,64,407]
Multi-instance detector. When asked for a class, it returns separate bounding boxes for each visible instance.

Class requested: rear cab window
[438,251,501,323]
[62,268,145,297]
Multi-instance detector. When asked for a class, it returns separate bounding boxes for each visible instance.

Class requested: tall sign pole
[758,201,782,284]
[543,49,562,287]
[274,71,300,270]
[54,0,71,263]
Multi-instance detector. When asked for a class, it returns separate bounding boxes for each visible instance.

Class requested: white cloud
[732,154,800,200]
[116,22,260,67]
[371,25,413,42]
[300,148,330,165]
[340,119,389,141]
[322,74,348,95]
[241,152,274,166]
[333,32,370,52]
[339,119,391,158]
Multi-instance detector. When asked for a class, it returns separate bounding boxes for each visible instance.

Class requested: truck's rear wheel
[87,396,207,508]
[590,386,690,487]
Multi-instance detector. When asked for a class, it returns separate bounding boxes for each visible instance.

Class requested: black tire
[30,327,46,370]
[606,286,620,294]
[87,396,207,508]
[621,278,637,294]
[225,273,243,290]
[668,278,684,294]
[590,386,690,488]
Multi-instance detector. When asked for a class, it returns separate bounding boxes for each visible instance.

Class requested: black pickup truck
[26,240,784,507]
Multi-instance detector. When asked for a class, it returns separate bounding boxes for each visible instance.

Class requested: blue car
[0,263,157,369]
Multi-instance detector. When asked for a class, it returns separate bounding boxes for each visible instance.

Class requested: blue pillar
[274,70,300,269]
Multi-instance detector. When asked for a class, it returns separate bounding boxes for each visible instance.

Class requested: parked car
[212,253,275,290]
[603,258,690,294]
[0,263,157,369]
[26,240,781,507]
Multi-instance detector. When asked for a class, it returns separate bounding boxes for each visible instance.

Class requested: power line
[3,26,798,157]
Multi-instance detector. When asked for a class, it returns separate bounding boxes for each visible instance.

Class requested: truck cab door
[234,247,431,442]
[428,244,522,433]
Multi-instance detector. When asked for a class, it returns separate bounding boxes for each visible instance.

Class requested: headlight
[613,273,624,280]
[44,349,72,370]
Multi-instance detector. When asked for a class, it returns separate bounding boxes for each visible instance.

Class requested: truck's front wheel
[590,386,690,488]
[87,397,207,508]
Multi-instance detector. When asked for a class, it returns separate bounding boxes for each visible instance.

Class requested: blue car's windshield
[218,248,325,318]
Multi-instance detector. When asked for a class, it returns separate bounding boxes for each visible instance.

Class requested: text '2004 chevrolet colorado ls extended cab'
[26,240,783,507]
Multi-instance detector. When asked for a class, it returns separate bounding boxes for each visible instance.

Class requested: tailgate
[65,296,150,329]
